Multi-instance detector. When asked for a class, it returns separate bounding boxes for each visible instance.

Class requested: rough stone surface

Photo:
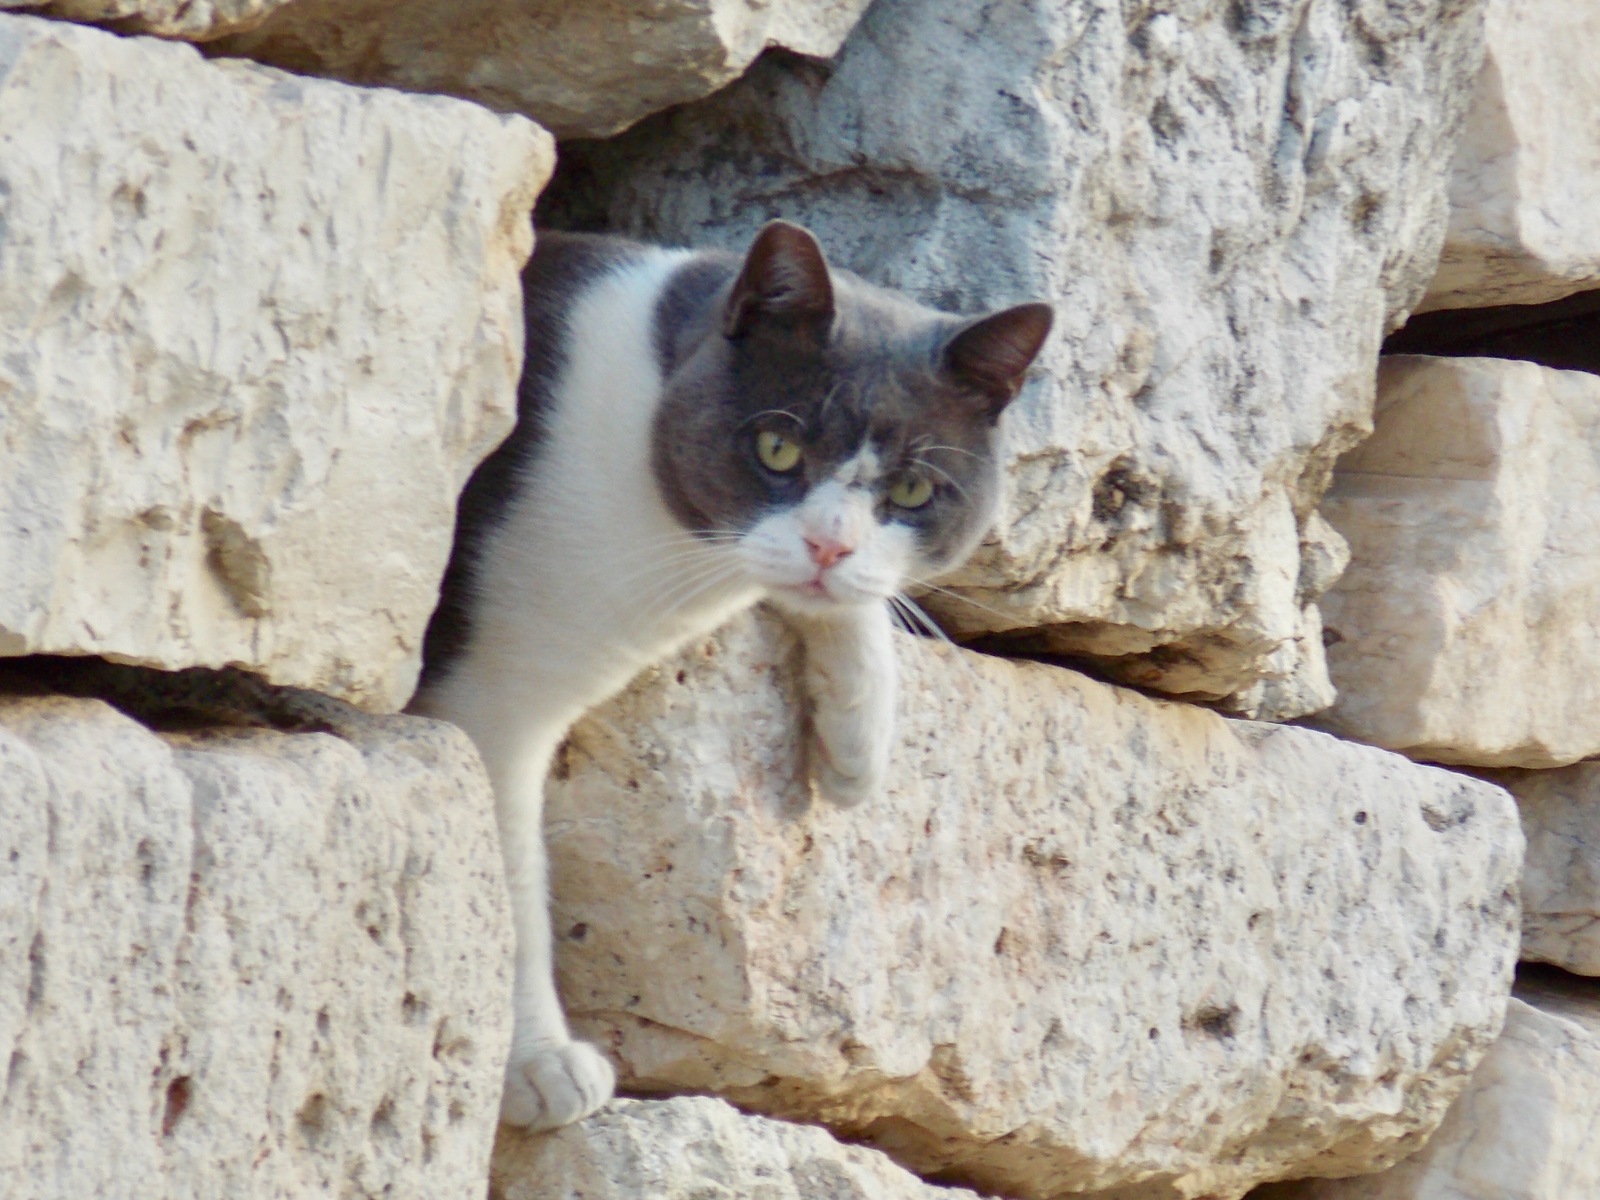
[211,0,875,139]
[0,14,551,710]
[544,0,1489,718]
[1419,0,1600,312]
[1316,355,1600,768]
[1259,974,1600,1199]
[0,686,511,1200]
[1,0,285,39]
[541,611,1522,1200]
[492,1096,986,1200]
[1481,764,1600,976]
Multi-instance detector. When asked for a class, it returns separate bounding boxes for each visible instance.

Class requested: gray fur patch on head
[649,222,1050,584]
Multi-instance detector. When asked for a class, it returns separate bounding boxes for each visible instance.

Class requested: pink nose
[805,536,854,570]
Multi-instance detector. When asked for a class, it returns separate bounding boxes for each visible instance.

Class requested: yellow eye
[889,474,935,509]
[756,430,802,473]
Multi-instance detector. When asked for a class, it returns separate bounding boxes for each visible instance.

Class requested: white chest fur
[420,247,763,795]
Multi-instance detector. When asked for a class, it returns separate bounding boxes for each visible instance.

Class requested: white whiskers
[889,591,977,684]
[909,578,1020,627]
[633,555,748,635]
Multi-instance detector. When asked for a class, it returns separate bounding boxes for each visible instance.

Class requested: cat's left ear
[940,302,1054,419]
[724,220,835,340]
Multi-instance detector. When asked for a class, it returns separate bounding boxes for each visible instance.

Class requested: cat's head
[652,220,1052,616]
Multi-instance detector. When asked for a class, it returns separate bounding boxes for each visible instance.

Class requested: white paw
[499,1039,615,1131]
[811,756,878,808]
[809,731,887,808]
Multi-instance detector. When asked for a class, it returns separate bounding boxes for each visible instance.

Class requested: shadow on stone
[1385,288,1600,376]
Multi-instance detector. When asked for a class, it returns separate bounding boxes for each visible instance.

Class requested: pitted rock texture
[210,0,875,139]
[1316,356,1600,768]
[1481,764,1600,976]
[1260,975,1600,1199]
[0,14,550,710]
[543,611,1522,1200]
[5,0,286,38]
[543,0,1489,718]
[0,686,511,1200]
[1420,0,1600,312]
[492,1096,986,1200]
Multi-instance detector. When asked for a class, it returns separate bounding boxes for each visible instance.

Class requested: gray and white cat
[414,221,1051,1130]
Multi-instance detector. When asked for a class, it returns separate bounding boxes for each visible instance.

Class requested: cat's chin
[766,582,885,617]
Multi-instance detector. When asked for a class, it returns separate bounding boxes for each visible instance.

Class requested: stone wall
[1274,0,1600,1191]
[542,0,1485,721]
[0,14,550,710]
[539,613,1519,1199]
[3,1,1597,1198]
[0,668,511,1199]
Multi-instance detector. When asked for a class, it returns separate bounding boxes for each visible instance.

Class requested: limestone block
[209,0,875,139]
[1481,764,1600,976]
[1316,356,1600,768]
[542,0,1488,717]
[0,687,511,1200]
[542,611,1522,1200]
[1420,0,1600,312]
[4,0,284,39]
[0,14,551,710]
[492,1096,985,1200]
[1259,976,1600,1199]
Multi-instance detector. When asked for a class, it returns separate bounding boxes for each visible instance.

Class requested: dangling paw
[810,753,880,808]
[808,718,890,808]
[499,1039,615,1130]
[792,603,897,808]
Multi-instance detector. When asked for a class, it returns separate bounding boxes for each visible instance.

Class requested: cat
[413,220,1051,1130]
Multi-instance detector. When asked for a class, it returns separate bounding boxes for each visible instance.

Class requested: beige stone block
[0,688,511,1200]
[542,611,1522,1200]
[209,0,875,139]
[492,1096,986,1200]
[543,0,1488,717]
[5,0,284,39]
[1317,356,1600,768]
[1481,764,1600,976]
[0,14,551,710]
[1420,0,1600,312]
[1259,975,1600,1199]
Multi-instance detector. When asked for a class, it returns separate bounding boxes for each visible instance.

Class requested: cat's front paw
[500,1039,615,1130]
[810,749,885,808]
[807,714,891,807]
[806,689,895,808]
[790,599,898,809]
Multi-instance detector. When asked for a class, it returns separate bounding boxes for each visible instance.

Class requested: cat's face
[651,221,1052,615]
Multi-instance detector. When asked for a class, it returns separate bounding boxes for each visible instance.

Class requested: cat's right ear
[940,302,1054,420]
[724,221,835,340]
